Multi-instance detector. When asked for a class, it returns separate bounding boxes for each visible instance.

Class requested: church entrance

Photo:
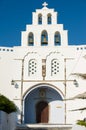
[24,84,64,124]
[36,101,49,123]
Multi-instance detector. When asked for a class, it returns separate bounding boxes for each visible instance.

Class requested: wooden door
[36,101,49,123]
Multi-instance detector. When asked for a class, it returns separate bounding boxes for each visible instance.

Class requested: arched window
[28,32,34,46]
[51,59,60,76]
[47,13,52,24]
[54,32,61,46]
[41,30,48,46]
[28,59,37,76]
[38,14,42,24]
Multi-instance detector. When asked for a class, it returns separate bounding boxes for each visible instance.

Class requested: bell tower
[32,2,57,25]
[21,2,68,46]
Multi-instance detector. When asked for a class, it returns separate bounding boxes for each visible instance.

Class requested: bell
[29,38,33,43]
[55,37,60,43]
[43,37,47,43]
[39,17,42,22]
[48,17,51,22]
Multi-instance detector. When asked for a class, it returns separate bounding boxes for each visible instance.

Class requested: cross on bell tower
[42,2,48,8]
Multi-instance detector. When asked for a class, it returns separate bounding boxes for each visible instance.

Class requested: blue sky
[0,0,86,47]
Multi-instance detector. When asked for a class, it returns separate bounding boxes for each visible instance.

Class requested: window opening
[28,33,34,46]
[38,14,42,24]
[28,59,37,76]
[47,14,52,24]
[51,59,60,76]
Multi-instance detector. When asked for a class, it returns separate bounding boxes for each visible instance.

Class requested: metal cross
[42,2,48,7]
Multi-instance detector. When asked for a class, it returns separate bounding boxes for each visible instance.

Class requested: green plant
[77,120,86,127]
[0,95,17,114]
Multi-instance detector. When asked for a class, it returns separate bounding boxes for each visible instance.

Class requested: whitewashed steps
[15,124,72,130]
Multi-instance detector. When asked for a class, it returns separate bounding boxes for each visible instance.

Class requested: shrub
[77,120,86,127]
[0,95,17,114]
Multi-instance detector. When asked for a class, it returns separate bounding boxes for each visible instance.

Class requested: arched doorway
[24,84,64,124]
[36,101,49,123]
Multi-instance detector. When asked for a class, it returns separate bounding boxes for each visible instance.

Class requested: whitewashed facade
[0,2,86,125]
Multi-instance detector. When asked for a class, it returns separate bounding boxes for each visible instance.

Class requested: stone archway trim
[23,83,65,100]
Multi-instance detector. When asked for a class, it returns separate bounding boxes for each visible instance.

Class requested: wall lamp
[11,80,19,89]
[73,79,79,87]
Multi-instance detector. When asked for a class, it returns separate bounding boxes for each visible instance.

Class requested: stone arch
[23,83,65,124]
[23,83,64,99]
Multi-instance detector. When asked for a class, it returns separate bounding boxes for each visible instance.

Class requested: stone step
[15,125,28,130]
[16,128,72,130]
[15,124,72,130]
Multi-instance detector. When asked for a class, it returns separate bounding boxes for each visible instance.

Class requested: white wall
[0,111,16,130]
[0,45,86,124]
[0,111,8,130]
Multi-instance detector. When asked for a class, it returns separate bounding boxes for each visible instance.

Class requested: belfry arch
[41,30,48,46]
[23,83,65,124]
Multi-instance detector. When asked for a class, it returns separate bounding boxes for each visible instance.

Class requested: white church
[0,2,86,127]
